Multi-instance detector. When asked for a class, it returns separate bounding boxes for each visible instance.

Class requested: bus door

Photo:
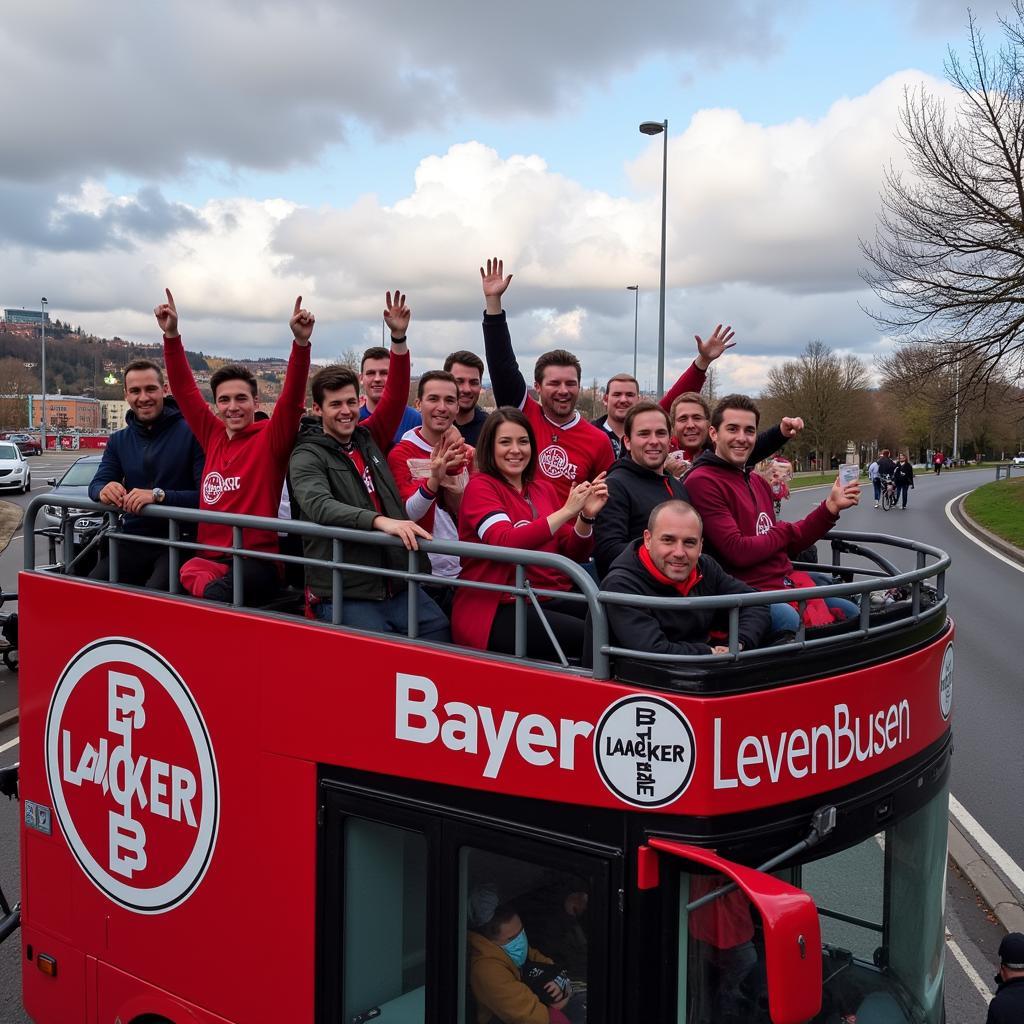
[638,840,821,1024]
[318,781,620,1024]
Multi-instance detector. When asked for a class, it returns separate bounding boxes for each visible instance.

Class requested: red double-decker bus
[3,498,953,1023]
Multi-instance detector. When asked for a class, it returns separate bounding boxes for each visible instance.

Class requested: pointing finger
[165,288,176,311]
[293,296,302,317]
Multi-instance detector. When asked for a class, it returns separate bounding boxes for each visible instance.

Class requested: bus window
[460,847,590,1024]
[342,818,427,1023]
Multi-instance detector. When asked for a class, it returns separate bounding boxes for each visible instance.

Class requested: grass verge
[0,501,24,555]
[964,478,1024,548]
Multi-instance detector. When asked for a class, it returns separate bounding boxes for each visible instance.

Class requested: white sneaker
[873,502,879,508]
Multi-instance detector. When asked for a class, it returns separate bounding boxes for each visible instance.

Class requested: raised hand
[780,416,804,438]
[694,324,736,369]
[290,296,315,346]
[562,480,592,517]
[825,477,861,515]
[383,290,411,338]
[582,471,609,517]
[154,288,179,338]
[480,257,513,314]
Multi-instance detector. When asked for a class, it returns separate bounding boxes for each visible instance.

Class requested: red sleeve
[685,470,799,569]
[660,361,707,411]
[365,349,411,451]
[461,475,554,550]
[592,432,615,476]
[163,335,220,448]
[387,441,420,502]
[268,341,310,461]
[786,501,840,555]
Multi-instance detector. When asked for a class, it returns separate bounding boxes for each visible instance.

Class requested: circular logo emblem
[593,695,696,808]
[755,511,773,535]
[45,638,219,913]
[202,471,226,505]
[939,642,954,720]
[538,445,575,480]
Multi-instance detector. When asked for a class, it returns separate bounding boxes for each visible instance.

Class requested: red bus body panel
[18,572,954,1022]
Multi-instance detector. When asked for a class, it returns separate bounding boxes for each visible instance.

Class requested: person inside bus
[288,354,451,641]
[592,402,690,577]
[601,500,769,655]
[88,357,204,589]
[155,288,311,605]
[468,885,585,1024]
[454,408,607,661]
[684,395,861,637]
[387,370,472,615]
[444,349,489,445]
[664,391,803,480]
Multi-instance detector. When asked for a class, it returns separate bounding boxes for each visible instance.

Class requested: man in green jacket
[288,305,451,641]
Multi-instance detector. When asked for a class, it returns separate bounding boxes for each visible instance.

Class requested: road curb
[951,493,1024,567]
[949,820,1024,934]
[0,708,16,731]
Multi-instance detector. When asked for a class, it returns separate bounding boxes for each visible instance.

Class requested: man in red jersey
[480,257,614,502]
[155,288,312,604]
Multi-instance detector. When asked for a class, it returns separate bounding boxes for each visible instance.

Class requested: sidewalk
[947,494,1024,933]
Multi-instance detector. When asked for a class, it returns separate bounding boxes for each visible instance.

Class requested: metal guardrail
[994,463,1018,481]
[25,495,950,681]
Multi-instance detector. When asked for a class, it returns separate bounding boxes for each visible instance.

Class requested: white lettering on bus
[394,673,594,779]
[714,700,910,789]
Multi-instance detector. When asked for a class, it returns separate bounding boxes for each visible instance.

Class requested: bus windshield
[678,782,949,1023]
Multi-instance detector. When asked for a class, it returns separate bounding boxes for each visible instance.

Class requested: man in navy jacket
[88,358,204,589]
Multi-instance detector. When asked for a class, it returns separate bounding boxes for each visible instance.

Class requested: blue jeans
[314,586,451,642]
[769,572,858,633]
[871,477,881,500]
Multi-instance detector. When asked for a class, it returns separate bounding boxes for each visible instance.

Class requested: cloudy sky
[0,0,1003,392]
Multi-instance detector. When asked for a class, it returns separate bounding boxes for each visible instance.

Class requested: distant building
[100,400,131,430]
[27,394,100,430]
[3,309,51,326]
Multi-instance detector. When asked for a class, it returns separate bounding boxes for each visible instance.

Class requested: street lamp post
[639,118,668,396]
[626,285,639,380]
[39,297,48,452]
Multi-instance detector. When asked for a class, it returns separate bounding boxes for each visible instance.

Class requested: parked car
[1,432,42,456]
[1013,452,1024,466]
[41,455,105,540]
[0,442,32,493]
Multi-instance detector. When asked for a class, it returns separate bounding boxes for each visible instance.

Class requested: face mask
[501,930,529,967]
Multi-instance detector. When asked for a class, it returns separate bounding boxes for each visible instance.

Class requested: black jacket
[594,458,689,578]
[893,461,914,487]
[988,976,1024,1024]
[876,455,897,479]
[88,397,203,536]
[601,542,769,656]
[590,415,623,458]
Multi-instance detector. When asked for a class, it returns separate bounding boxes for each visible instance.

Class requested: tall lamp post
[39,297,48,452]
[626,285,639,380]
[639,118,668,395]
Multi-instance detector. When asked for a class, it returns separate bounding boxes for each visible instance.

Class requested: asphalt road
[0,458,1013,1022]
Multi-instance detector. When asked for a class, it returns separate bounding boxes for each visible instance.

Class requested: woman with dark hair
[893,452,915,509]
[454,407,608,660]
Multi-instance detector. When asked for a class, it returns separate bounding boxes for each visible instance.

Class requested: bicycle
[880,476,898,511]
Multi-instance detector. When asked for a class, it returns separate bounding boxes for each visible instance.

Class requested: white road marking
[950,794,1024,898]
[945,931,995,1002]
[0,735,18,755]
[945,492,1024,574]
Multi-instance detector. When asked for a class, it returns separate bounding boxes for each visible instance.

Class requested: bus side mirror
[644,839,822,1024]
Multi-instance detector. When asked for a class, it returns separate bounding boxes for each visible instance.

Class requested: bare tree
[862,4,1024,395]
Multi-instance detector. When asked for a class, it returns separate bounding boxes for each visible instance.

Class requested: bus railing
[25,495,950,682]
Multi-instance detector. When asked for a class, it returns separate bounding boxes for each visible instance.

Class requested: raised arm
[267,296,314,461]
[749,417,802,466]
[480,257,528,408]
[364,290,412,450]
[156,288,221,447]
[659,325,735,411]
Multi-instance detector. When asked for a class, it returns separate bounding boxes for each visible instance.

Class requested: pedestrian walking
[933,450,946,475]
[868,456,881,508]
[893,453,914,509]
[987,932,1024,1023]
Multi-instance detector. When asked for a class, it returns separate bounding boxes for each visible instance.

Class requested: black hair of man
[443,350,484,375]
[122,358,164,386]
[533,349,582,385]
[311,365,360,407]
[210,363,258,399]
[710,393,761,430]
[624,400,671,438]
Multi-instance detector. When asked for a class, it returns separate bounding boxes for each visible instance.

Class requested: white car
[0,441,32,493]
[1013,452,1024,466]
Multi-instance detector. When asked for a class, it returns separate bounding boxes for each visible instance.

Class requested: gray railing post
[232,526,244,607]
[407,549,419,640]
[168,519,181,595]
[107,511,120,583]
[514,564,527,659]
[332,538,343,626]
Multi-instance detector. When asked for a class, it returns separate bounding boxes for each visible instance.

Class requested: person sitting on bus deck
[592,325,736,459]
[288,354,451,641]
[156,289,311,605]
[602,501,768,656]
[664,391,804,480]
[444,349,489,445]
[468,887,584,1024]
[358,342,420,448]
[387,370,473,614]
[684,395,860,637]
[454,408,607,662]
[593,402,689,578]
[480,258,614,502]
[88,358,204,590]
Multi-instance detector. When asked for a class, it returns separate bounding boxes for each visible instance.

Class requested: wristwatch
[152,487,166,503]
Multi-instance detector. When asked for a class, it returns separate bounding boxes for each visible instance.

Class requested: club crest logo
[538,444,577,481]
